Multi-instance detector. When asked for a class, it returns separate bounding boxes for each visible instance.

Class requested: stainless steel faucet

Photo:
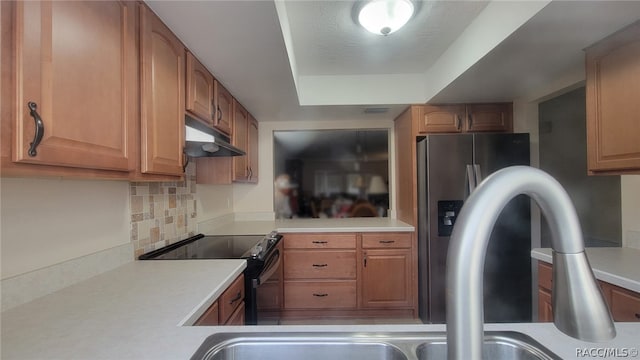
[446,166,616,360]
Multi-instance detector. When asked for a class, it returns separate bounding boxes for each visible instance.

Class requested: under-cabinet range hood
[184,116,245,158]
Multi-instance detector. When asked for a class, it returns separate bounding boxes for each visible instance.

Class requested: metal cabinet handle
[312,241,328,244]
[312,293,328,297]
[379,240,395,244]
[468,113,473,129]
[182,151,189,173]
[635,313,640,320]
[228,291,242,305]
[312,263,328,268]
[456,115,462,131]
[27,102,44,157]
[217,105,222,121]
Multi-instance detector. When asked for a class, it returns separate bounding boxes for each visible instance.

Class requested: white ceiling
[146,1,640,122]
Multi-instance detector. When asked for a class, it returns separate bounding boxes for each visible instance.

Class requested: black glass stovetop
[138,234,265,260]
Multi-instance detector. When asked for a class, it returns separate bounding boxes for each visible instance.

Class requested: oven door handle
[256,249,280,287]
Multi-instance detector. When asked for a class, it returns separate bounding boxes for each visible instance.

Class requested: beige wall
[1,177,130,279]
[622,175,640,249]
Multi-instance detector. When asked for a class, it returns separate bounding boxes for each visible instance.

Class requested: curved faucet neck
[446,166,615,360]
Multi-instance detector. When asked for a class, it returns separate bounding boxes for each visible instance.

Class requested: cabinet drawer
[284,250,356,279]
[219,274,245,323]
[610,287,640,322]
[225,301,245,325]
[537,261,553,291]
[284,281,356,309]
[362,232,412,248]
[284,233,356,249]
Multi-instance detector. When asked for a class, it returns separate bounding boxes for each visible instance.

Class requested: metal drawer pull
[635,313,640,319]
[312,293,328,297]
[312,241,328,244]
[379,240,395,244]
[228,291,242,304]
[312,264,328,268]
[27,102,44,157]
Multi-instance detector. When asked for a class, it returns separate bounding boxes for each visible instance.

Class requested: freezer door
[417,134,472,323]
[473,133,532,322]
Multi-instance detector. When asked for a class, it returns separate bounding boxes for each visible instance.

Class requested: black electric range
[138,231,282,325]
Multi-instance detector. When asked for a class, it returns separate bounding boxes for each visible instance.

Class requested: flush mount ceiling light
[357,0,415,36]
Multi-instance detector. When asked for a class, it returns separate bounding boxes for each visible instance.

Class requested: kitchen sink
[191,331,561,360]
[415,332,560,360]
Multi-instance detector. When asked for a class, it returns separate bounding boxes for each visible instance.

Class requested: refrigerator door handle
[473,164,483,186]
[465,164,476,197]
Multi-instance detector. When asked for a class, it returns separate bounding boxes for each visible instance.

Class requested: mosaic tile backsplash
[130,164,197,258]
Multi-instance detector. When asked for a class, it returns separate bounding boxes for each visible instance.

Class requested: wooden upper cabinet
[586,20,640,174]
[419,105,465,133]
[140,4,185,176]
[418,103,512,134]
[213,81,233,135]
[12,1,136,171]
[247,115,259,183]
[232,100,249,181]
[465,103,512,133]
[186,51,215,127]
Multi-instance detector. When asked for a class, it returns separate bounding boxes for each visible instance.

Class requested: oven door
[245,247,281,325]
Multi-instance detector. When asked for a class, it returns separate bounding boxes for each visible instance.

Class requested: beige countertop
[532,247,640,293]
[199,217,415,236]
[2,257,639,359]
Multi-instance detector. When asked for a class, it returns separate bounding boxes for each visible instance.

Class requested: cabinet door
[361,248,412,308]
[140,4,185,176]
[194,301,219,326]
[465,103,512,132]
[13,1,136,171]
[419,105,465,133]
[186,51,214,126]
[232,100,249,181]
[609,286,640,322]
[586,21,640,174]
[213,80,233,135]
[537,288,553,322]
[247,115,259,183]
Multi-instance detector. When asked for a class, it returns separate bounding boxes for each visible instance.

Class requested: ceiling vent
[363,107,390,114]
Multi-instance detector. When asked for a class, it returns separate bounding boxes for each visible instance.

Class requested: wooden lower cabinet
[226,301,246,326]
[194,274,245,326]
[537,261,554,322]
[537,288,553,323]
[537,260,640,322]
[602,282,640,322]
[361,232,413,309]
[284,281,357,309]
[280,232,417,320]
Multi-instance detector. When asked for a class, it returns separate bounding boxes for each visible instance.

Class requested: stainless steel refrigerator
[417,133,531,324]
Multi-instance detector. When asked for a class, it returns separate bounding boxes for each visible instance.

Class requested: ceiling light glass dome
[357,0,415,36]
